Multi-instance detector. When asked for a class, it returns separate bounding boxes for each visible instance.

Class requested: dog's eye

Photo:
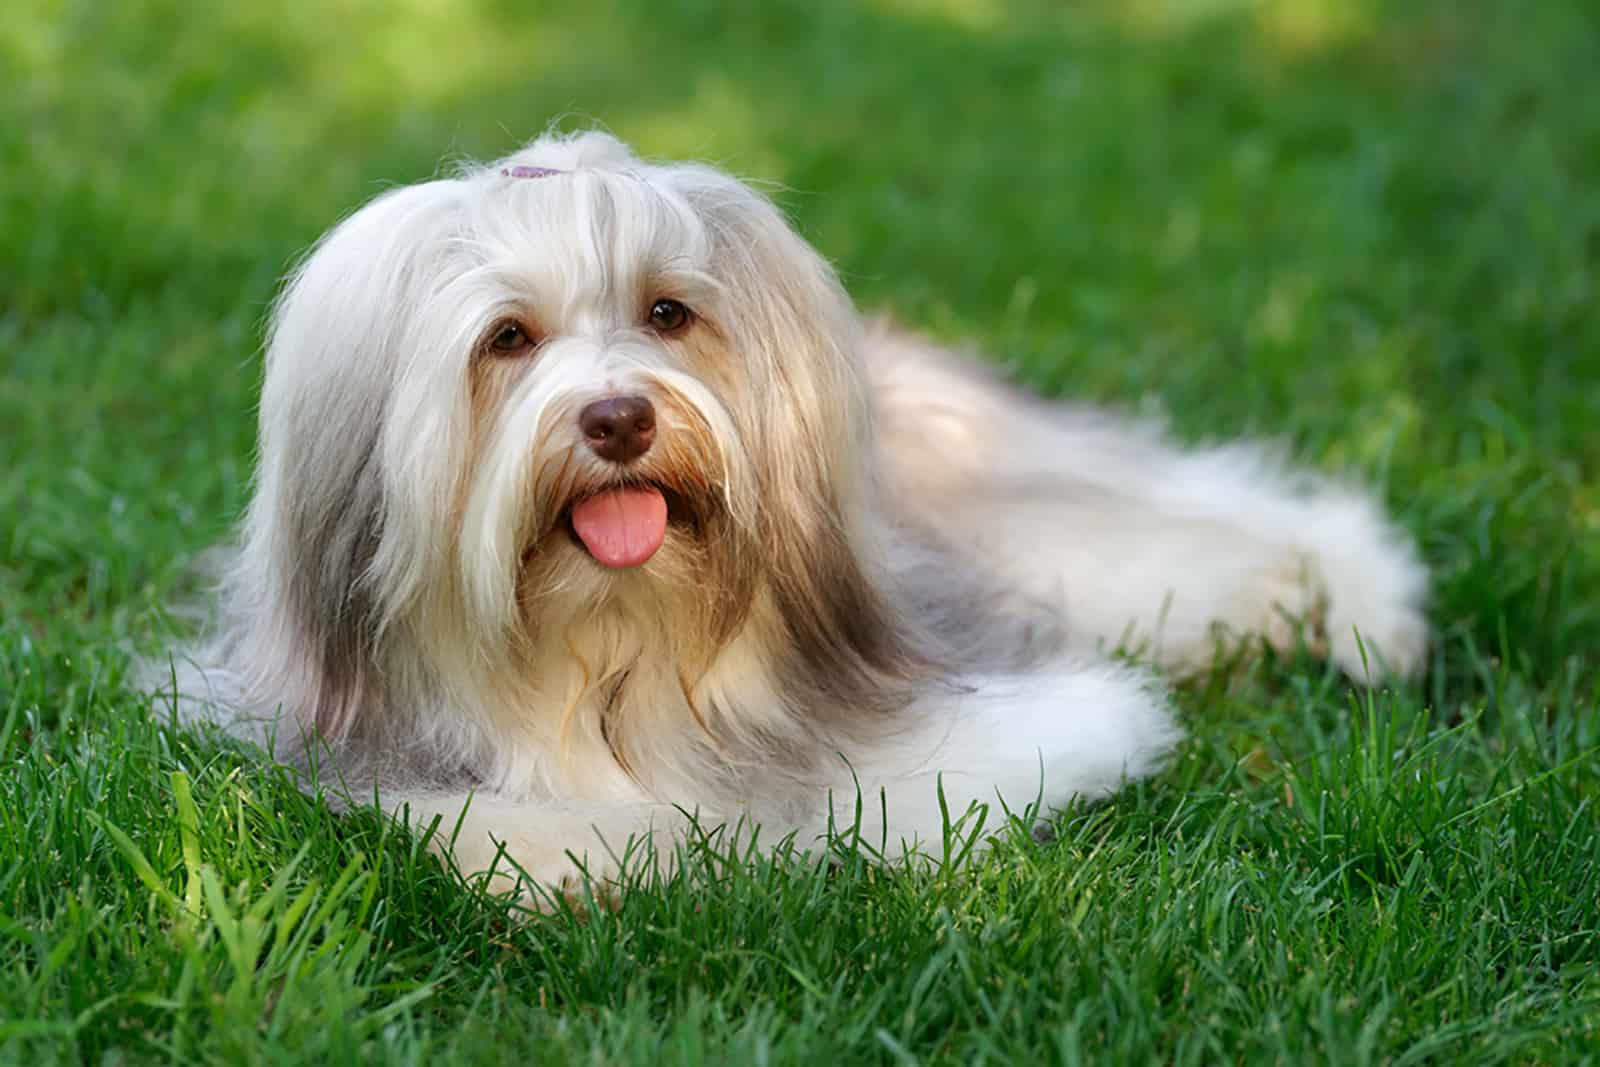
[485,320,536,355]
[647,299,692,334]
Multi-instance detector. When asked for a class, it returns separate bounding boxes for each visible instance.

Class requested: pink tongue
[570,487,668,568]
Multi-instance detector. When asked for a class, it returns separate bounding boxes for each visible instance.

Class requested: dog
[155,131,1427,898]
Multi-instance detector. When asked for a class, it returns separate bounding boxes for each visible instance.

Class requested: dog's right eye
[485,320,536,356]
[647,299,692,334]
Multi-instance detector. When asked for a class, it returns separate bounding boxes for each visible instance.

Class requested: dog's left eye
[485,320,536,355]
[647,299,692,334]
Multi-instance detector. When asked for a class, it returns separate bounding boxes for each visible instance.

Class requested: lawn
[3,0,1598,1061]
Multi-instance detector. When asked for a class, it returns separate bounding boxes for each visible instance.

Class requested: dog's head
[245,132,926,745]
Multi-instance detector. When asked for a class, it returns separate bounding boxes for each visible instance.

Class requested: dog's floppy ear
[671,170,941,714]
[243,181,467,744]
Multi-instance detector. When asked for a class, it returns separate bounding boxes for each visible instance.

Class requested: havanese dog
[155,130,1427,898]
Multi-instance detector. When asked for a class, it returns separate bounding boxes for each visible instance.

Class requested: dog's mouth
[562,482,698,568]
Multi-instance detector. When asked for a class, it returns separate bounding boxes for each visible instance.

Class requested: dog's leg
[382,664,1177,890]
[869,325,1428,679]
[1019,441,1429,679]
[389,791,695,905]
[818,660,1180,854]
[954,462,1427,679]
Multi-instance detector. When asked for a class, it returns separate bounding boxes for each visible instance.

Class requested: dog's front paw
[448,826,624,908]
[418,802,683,911]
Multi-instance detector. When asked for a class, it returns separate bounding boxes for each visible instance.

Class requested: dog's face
[440,164,763,628]
[248,134,918,741]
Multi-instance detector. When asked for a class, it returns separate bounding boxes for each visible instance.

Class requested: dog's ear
[680,176,870,495]
[671,171,942,714]
[243,181,468,744]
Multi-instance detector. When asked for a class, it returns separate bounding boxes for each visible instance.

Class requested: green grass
[3,0,1599,1061]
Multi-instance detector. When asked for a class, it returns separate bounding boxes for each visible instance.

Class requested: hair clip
[500,165,565,179]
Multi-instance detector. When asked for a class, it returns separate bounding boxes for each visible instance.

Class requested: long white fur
[153,131,1427,898]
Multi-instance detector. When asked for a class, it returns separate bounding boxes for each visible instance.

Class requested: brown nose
[578,395,656,463]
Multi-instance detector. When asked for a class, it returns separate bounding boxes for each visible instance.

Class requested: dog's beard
[493,383,761,684]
